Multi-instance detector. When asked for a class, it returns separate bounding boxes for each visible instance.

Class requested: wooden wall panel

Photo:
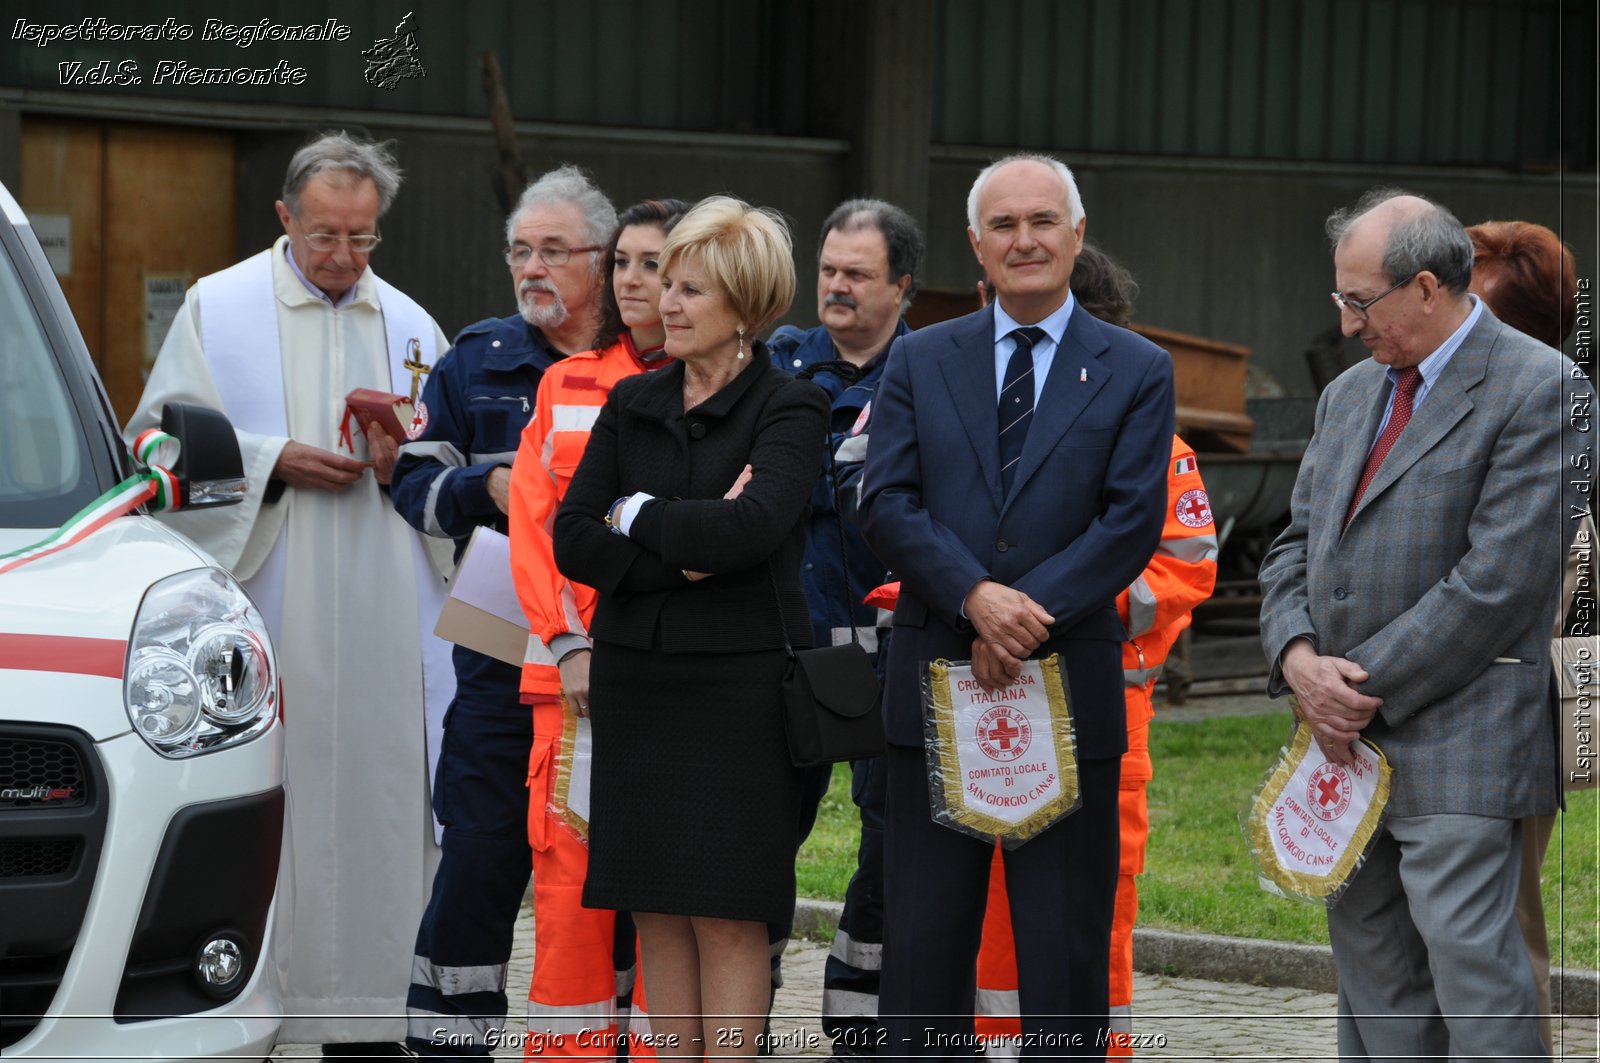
[100,126,236,422]
[19,120,236,422]
[18,120,104,372]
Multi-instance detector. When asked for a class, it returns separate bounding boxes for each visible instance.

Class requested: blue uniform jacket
[392,313,562,699]
[769,319,908,655]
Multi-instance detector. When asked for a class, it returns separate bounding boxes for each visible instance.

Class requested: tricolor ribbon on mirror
[0,429,182,577]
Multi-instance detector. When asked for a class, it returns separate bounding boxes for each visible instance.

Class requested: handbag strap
[768,419,865,653]
[821,419,865,646]
[768,561,797,656]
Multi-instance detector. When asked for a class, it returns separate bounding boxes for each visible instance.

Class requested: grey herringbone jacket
[1260,307,1592,818]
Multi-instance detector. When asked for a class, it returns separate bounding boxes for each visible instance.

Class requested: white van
[0,181,287,1060]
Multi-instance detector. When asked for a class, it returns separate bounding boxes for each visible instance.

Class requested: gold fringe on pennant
[928,656,1081,843]
[1245,719,1391,900]
[550,695,590,843]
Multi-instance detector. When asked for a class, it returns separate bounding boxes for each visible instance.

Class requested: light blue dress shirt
[1369,294,1484,448]
[991,291,1077,405]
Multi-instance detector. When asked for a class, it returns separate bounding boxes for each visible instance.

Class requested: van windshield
[0,244,100,529]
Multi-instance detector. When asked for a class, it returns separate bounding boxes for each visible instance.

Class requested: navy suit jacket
[860,302,1176,756]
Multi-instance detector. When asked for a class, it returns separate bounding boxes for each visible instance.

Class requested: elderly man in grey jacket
[1260,188,1591,1061]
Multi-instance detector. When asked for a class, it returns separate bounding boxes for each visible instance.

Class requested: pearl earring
[737,327,746,361]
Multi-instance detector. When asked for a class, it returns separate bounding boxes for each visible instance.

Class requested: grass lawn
[796,711,1599,969]
[795,761,862,901]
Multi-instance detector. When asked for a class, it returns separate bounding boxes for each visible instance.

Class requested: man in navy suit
[860,155,1174,1057]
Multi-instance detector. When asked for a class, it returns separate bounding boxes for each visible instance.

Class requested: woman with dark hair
[507,197,688,1056]
[590,199,692,351]
[1066,240,1140,326]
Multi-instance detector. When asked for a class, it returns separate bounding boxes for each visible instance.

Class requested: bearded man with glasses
[129,131,455,1057]
[389,164,616,1059]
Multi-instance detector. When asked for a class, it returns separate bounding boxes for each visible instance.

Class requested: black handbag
[772,422,885,768]
[779,639,884,767]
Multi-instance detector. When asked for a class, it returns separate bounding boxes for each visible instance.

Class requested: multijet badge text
[1,786,77,802]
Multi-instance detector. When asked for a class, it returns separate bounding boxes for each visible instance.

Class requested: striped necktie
[1000,327,1045,493]
[1344,366,1423,528]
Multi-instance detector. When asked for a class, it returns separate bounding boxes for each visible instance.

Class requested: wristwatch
[604,495,629,535]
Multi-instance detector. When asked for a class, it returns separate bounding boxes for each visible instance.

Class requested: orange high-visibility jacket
[510,335,656,697]
[1118,434,1218,691]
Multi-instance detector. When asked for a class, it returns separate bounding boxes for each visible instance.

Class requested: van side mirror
[159,402,247,509]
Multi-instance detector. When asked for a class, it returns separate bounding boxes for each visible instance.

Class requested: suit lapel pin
[1080,367,1087,383]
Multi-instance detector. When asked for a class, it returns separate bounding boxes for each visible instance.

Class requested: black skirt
[582,640,802,924]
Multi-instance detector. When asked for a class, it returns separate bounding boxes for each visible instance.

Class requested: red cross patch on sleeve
[1175,488,1212,528]
[406,399,430,440]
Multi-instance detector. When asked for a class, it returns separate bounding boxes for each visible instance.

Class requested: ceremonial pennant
[924,655,1080,848]
[550,700,594,844]
[1244,717,1391,903]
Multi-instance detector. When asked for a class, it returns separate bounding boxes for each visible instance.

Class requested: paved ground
[272,690,1597,1060]
[273,904,1598,1061]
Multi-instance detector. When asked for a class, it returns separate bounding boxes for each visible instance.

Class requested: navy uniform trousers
[405,692,533,1057]
[881,747,1121,1061]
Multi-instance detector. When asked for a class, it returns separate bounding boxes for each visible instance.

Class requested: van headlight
[124,568,278,757]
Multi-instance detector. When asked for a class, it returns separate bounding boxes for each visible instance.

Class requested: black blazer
[554,350,830,654]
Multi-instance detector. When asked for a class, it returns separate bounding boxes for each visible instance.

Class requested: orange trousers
[974,687,1154,1059]
[526,697,652,1061]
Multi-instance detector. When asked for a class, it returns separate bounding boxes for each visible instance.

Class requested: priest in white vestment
[126,132,453,1054]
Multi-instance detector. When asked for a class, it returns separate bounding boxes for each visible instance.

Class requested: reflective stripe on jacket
[1118,435,1217,687]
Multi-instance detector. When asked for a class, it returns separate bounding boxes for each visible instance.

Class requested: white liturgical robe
[127,237,452,1043]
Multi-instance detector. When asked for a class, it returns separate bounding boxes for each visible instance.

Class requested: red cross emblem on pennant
[976,705,1032,762]
[1317,775,1342,807]
[1307,763,1352,821]
[987,716,1020,750]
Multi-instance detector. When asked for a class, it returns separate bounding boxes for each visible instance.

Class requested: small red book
[344,388,417,446]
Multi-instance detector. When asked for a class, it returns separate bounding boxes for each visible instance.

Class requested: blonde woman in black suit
[554,196,829,1059]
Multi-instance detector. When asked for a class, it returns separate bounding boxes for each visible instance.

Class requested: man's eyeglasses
[1331,273,1416,322]
[305,232,382,253]
[504,243,604,268]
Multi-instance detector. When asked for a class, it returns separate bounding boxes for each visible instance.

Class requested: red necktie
[1345,366,1423,528]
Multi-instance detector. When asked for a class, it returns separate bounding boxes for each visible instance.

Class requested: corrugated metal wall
[321,0,816,134]
[4,0,1590,167]
[3,0,1592,396]
[931,0,1593,168]
[2,0,815,135]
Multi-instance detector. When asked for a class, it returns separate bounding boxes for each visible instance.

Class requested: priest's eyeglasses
[504,242,605,268]
[305,232,383,253]
[1330,273,1416,322]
